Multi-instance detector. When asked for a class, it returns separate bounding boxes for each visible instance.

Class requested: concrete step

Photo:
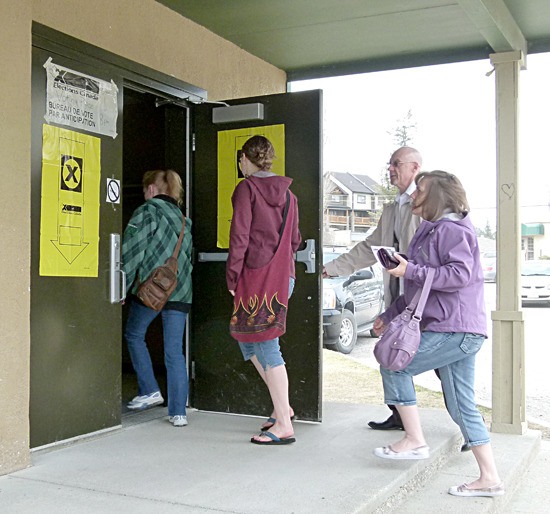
[379,430,541,513]
[505,439,550,513]
[1,404,543,513]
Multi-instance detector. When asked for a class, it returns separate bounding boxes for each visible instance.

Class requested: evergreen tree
[482,220,495,239]
[378,110,417,202]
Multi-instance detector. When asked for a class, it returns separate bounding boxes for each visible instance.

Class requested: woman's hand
[372,317,386,337]
[229,289,235,296]
[387,253,408,278]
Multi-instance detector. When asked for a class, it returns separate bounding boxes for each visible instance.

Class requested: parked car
[521,259,550,306]
[322,251,385,354]
[481,257,497,282]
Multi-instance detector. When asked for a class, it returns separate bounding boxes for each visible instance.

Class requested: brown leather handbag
[136,216,186,311]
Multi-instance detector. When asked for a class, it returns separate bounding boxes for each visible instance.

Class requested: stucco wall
[32,0,287,100]
[0,0,32,475]
[0,0,285,476]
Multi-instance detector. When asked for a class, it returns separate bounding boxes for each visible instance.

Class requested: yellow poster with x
[217,124,285,248]
[39,125,100,276]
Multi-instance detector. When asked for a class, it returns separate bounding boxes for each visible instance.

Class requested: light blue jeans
[238,277,295,371]
[125,300,188,416]
[380,331,489,447]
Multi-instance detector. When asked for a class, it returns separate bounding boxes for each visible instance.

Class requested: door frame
[30,23,206,446]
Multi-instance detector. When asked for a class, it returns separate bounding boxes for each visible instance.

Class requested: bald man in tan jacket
[323,146,422,430]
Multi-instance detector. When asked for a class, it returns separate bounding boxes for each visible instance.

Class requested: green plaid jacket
[122,196,192,304]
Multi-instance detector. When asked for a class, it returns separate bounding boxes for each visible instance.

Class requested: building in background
[323,171,390,246]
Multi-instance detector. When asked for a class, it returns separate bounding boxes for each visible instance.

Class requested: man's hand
[322,266,332,278]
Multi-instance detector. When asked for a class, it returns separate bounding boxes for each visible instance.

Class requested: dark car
[323,251,385,354]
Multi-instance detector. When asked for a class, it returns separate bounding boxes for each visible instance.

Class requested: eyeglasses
[387,160,415,168]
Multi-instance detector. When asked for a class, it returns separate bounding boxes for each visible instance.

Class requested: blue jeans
[380,331,489,447]
[238,277,295,371]
[125,300,188,416]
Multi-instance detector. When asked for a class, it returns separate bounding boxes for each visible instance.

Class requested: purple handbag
[374,268,435,371]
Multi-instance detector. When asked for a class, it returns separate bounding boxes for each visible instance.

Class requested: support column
[489,51,527,435]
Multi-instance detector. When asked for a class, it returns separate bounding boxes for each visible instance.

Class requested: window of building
[526,237,534,260]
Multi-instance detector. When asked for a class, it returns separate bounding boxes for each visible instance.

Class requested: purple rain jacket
[379,213,487,337]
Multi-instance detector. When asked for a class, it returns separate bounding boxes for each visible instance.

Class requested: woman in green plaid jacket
[122,169,192,427]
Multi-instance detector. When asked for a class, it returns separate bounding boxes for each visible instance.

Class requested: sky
[289,53,550,231]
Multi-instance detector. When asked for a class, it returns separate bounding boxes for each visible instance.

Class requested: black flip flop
[251,431,296,445]
[260,415,296,431]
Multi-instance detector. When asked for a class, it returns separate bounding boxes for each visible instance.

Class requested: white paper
[44,58,119,138]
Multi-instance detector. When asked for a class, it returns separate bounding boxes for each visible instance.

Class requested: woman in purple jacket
[372,171,503,498]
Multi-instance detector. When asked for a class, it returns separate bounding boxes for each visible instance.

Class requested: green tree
[482,220,495,239]
[378,109,418,202]
[388,109,417,147]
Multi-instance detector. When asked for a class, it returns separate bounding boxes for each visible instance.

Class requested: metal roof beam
[458,0,527,58]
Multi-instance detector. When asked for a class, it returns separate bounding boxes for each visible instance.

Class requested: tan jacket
[324,200,421,307]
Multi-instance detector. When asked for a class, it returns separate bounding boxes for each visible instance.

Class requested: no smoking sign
[106,178,121,204]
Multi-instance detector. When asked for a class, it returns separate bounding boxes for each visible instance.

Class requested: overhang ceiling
[157,0,550,81]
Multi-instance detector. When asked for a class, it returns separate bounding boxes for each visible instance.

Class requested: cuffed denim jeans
[380,331,489,447]
[125,300,188,416]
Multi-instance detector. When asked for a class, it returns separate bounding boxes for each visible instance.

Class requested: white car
[521,260,550,306]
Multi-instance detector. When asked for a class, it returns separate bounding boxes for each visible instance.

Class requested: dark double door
[190,91,323,422]
[30,28,322,448]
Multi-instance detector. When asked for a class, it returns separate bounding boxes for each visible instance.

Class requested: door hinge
[191,360,196,380]
[192,133,196,152]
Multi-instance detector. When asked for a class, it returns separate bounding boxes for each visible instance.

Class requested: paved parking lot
[346,283,550,428]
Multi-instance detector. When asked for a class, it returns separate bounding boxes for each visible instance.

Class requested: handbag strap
[244,179,290,246]
[171,214,186,259]
[406,267,435,318]
[137,214,185,284]
[277,191,291,244]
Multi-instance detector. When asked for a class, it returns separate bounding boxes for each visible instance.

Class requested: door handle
[295,238,316,273]
[120,269,127,302]
[109,233,126,303]
[198,252,228,262]
[199,239,317,274]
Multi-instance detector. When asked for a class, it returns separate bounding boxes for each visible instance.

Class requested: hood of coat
[417,211,475,237]
[247,174,293,207]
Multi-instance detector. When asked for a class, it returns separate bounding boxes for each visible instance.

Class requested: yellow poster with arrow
[39,125,100,277]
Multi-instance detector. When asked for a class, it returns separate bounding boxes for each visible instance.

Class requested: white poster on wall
[44,57,119,139]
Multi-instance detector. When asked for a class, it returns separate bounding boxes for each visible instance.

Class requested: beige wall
[0,0,32,475]
[0,0,285,476]
[32,0,287,100]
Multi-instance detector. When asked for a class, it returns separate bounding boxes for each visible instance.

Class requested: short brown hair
[415,170,469,221]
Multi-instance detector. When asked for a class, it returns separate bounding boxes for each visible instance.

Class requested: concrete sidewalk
[0,403,545,513]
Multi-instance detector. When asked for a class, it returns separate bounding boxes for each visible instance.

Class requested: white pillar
[489,50,527,435]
